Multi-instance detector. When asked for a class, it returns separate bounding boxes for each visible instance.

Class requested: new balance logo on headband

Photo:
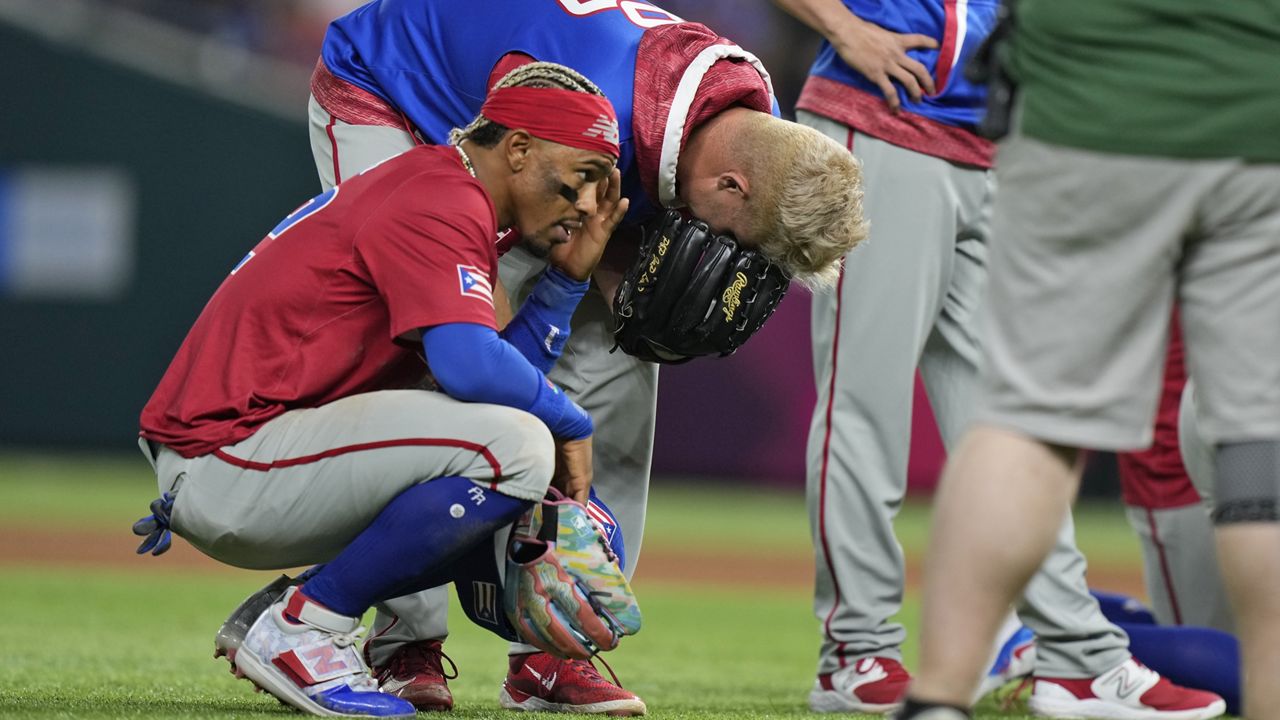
[583,115,620,146]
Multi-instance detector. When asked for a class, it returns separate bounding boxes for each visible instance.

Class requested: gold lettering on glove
[638,235,671,288]
[721,272,748,322]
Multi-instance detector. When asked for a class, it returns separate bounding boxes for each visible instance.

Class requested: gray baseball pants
[308,97,657,662]
[800,111,1130,678]
[1125,501,1233,632]
[146,390,554,570]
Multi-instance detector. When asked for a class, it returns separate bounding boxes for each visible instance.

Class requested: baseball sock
[301,475,532,617]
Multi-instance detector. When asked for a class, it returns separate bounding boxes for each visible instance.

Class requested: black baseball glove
[612,210,790,364]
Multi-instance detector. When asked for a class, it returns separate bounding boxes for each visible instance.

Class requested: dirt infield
[0,525,1145,597]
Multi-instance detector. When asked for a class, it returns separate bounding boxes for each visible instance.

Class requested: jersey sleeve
[354,174,500,339]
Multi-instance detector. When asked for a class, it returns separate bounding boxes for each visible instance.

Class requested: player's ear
[504,130,534,172]
[717,171,750,201]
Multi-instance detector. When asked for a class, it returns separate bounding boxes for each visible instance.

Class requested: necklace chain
[454,144,477,178]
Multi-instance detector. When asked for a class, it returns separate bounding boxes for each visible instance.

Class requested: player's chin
[522,235,553,259]
[523,227,570,258]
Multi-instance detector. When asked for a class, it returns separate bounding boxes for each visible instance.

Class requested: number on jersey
[556,0,682,29]
[231,186,339,275]
[269,186,339,239]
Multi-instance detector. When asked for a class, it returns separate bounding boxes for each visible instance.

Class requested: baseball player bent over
[136,71,630,718]
[218,0,868,714]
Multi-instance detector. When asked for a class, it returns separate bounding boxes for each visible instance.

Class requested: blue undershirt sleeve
[499,267,590,373]
[422,322,592,440]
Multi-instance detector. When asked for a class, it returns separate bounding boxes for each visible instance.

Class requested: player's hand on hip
[549,168,629,281]
[831,14,937,111]
[553,436,593,504]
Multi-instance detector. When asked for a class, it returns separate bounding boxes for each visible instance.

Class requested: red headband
[480,86,620,159]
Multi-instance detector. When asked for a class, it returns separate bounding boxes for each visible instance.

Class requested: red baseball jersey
[141,145,500,457]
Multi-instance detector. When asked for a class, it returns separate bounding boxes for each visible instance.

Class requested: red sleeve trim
[311,58,405,129]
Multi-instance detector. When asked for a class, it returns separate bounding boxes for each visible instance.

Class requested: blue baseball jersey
[323,0,685,217]
[808,0,998,128]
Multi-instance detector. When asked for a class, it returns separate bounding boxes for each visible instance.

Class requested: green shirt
[1010,0,1280,161]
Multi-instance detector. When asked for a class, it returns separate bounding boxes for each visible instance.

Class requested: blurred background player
[1117,317,1233,633]
[136,69,630,717]
[770,0,1221,716]
[900,0,1280,718]
[220,0,867,714]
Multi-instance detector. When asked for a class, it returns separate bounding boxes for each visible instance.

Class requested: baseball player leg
[1124,503,1233,632]
[153,390,554,716]
[917,134,1132,680]
[1161,381,1237,632]
[1210,446,1280,720]
[156,390,554,569]
[911,146,1134,690]
[914,427,1082,706]
[801,114,977,711]
[1015,515,1130,677]
[306,102,453,675]
[1178,161,1280,720]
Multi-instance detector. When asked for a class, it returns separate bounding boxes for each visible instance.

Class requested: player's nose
[574,182,599,217]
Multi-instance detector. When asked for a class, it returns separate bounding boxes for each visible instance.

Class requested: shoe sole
[234,642,346,717]
[808,688,900,714]
[499,687,647,716]
[1029,696,1227,720]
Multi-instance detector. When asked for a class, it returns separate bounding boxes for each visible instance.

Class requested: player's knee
[1211,440,1280,525]
[492,409,556,498]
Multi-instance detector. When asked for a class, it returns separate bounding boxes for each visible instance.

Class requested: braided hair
[450,62,607,149]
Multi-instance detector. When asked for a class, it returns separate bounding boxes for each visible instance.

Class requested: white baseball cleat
[1028,656,1226,720]
[810,656,911,713]
[233,586,415,718]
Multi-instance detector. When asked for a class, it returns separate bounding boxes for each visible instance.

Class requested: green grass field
[0,453,1150,719]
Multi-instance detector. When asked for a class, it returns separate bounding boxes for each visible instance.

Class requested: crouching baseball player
[213,1,870,714]
[132,68,638,718]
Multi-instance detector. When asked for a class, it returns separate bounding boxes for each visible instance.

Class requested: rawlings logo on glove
[504,494,641,659]
[612,210,791,364]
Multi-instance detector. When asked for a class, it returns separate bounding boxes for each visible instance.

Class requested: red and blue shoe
[234,586,415,718]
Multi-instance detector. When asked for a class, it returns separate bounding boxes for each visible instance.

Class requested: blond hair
[449,62,606,148]
[739,116,868,288]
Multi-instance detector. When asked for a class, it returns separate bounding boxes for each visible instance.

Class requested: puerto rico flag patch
[586,500,619,550]
[457,264,494,305]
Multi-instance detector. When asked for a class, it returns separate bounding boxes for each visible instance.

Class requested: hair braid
[450,62,606,148]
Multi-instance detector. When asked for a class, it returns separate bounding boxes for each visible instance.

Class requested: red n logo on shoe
[276,643,358,685]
